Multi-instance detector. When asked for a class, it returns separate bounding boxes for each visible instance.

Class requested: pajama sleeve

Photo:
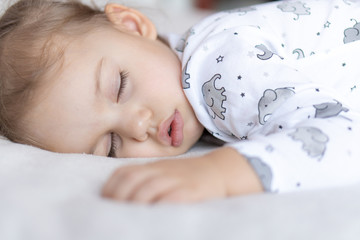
[169,0,360,193]
[226,95,360,193]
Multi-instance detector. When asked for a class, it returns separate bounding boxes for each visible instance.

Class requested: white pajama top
[165,0,360,192]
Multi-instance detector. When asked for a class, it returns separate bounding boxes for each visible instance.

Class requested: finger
[129,176,180,204]
[156,188,203,204]
[102,166,136,197]
[102,165,159,201]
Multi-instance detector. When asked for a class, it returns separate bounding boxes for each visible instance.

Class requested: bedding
[1,137,360,239]
[1,0,360,239]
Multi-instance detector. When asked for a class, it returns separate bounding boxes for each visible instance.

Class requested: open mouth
[159,110,184,147]
[168,126,172,136]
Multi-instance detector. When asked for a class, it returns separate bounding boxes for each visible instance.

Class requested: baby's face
[25,27,204,158]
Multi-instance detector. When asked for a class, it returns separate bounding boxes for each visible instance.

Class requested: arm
[102,147,263,204]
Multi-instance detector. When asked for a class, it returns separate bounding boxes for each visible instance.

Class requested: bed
[1,0,360,239]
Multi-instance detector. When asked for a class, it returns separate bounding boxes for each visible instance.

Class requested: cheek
[140,56,181,94]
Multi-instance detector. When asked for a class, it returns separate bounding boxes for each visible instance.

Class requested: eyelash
[117,71,129,102]
[108,71,129,157]
[108,133,117,158]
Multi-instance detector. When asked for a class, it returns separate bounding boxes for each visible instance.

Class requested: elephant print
[182,58,191,89]
[258,88,295,125]
[313,101,349,118]
[277,1,311,20]
[202,74,227,120]
[344,19,360,44]
[289,127,329,159]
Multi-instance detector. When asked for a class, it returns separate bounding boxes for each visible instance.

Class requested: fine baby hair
[0,0,109,147]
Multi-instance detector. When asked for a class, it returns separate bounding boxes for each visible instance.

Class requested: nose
[118,107,153,142]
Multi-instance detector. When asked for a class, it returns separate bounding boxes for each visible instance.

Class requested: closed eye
[108,71,128,157]
[117,71,129,102]
[108,133,119,158]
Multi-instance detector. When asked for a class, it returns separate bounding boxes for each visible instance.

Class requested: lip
[158,110,184,147]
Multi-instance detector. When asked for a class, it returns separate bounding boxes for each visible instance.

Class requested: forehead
[66,26,123,54]
[24,32,110,153]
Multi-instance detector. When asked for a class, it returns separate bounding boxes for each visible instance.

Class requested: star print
[216,55,224,63]
[324,21,331,28]
[241,92,245,97]
[342,63,346,67]
[237,75,242,80]
[240,136,248,140]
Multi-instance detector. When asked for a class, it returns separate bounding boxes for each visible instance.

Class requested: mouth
[159,110,184,147]
[168,126,172,136]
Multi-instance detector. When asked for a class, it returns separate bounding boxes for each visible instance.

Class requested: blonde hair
[0,0,110,146]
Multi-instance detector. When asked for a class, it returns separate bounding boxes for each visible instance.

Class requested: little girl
[1,0,360,203]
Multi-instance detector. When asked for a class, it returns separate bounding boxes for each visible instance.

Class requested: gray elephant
[182,58,191,89]
[314,101,349,118]
[277,1,311,20]
[344,19,360,44]
[202,74,227,120]
[289,127,329,159]
[258,88,295,125]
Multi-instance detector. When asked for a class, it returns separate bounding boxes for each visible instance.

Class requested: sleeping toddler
[1,0,360,203]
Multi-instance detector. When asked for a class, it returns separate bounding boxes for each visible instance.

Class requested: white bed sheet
[1,137,360,240]
[1,0,360,239]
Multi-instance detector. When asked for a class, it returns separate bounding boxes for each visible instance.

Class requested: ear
[105,4,157,40]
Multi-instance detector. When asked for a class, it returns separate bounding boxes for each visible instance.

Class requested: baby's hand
[101,147,263,204]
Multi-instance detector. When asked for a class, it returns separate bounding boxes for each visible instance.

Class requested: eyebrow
[95,57,105,96]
